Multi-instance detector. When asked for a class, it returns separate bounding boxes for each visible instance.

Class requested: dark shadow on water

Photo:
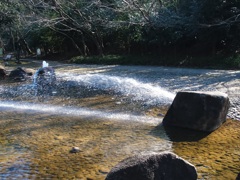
[151,123,211,142]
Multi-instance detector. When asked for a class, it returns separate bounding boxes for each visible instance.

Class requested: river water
[0,60,239,179]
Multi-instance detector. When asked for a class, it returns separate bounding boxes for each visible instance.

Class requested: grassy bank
[69,54,240,69]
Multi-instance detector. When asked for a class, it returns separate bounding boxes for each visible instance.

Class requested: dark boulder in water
[9,67,28,81]
[163,91,230,132]
[106,152,197,180]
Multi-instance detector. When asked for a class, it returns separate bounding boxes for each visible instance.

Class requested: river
[0,60,239,179]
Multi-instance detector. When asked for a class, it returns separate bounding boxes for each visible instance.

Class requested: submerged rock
[163,91,230,132]
[106,152,197,180]
[70,147,80,153]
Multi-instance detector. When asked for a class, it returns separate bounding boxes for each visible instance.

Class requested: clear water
[0,62,239,179]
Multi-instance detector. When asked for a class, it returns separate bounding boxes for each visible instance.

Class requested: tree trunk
[50,28,84,55]
[174,44,177,61]
[92,37,103,56]
[211,39,216,57]
[10,28,15,52]
[21,38,32,55]
[81,35,89,56]
[71,38,83,55]
[84,30,104,56]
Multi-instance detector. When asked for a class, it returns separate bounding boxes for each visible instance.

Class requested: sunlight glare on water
[0,101,162,125]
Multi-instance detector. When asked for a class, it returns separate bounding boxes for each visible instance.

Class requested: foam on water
[59,73,175,105]
[0,101,162,125]
[0,70,174,124]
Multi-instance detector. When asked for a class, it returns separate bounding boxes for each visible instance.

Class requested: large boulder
[0,65,6,79]
[9,67,27,81]
[8,67,34,81]
[106,152,197,180]
[163,91,230,132]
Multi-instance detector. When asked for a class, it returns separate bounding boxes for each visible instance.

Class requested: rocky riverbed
[1,60,240,121]
[53,63,240,120]
[0,60,239,179]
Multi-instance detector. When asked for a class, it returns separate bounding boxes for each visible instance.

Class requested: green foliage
[69,53,240,70]
[0,0,239,68]
[222,55,240,68]
[70,54,161,65]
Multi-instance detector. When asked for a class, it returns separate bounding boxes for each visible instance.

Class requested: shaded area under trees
[0,0,240,67]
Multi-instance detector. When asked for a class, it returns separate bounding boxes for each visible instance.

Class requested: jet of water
[59,73,175,105]
[42,61,49,68]
[0,101,162,125]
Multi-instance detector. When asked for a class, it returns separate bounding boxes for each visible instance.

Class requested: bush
[69,54,240,69]
[69,54,162,65]
[222,55,240,69]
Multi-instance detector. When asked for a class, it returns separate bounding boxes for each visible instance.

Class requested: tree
[0,0,32,54]
[21,0,112,56]
[1,0,239,62]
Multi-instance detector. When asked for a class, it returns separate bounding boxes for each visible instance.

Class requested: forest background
[0,0,240,68]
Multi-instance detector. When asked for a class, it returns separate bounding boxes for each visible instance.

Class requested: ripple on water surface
[0,62,240,179]
[0,106,239,179]
[0,107,171,179]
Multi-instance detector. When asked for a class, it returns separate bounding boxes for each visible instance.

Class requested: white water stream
[0,101,162,125]
[58,73,175,105]
[0,68,176,124]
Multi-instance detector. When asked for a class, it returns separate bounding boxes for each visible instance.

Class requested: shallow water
[0,61,240,179]
[0,103,171,179]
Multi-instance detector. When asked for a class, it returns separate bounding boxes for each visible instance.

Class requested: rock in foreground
[106,152,197,180]
[163,91,230,132]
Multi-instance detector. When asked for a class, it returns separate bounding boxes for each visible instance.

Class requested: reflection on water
[0,109,171,179]
[171,120,240,180]
[1,100,239,179]
[0,101,163,125]
[0,148,33,179]
[0,62,240,179]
